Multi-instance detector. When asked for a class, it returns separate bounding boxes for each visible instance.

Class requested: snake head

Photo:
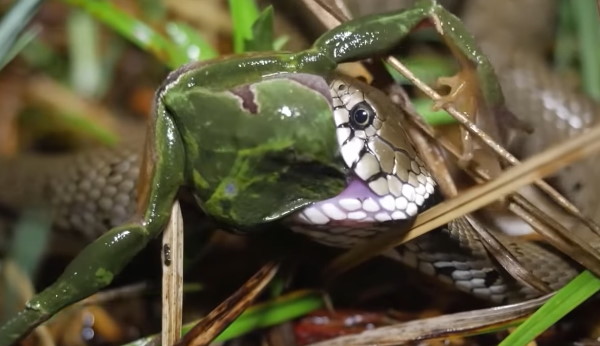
[291,76,436,233]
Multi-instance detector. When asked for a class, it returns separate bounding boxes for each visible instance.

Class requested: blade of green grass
[7,209,52,281]
[68,9,102,98]
[499,270,600,346]
[273,35,289,51]
[412,98,456,125]
[165,22,218,61]
[383,56,457,125]
[0,0,43,69]
[245,6,275,52]
[385,55,457,86]
[228,0,260,53]
[124,290,324,345]
[60,0,189,68]
[572,0,600,100]
[0,27,39,71]
[212,289,323,341]
[58,111,119,145]
[2,208,52,318]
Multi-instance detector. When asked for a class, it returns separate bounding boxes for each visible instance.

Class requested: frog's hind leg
[0,105,186,345]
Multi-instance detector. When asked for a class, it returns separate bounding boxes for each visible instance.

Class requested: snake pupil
[349,101,375,129]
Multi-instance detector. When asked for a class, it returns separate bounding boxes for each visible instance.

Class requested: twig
[162,201,184,346]
[177,261,280,346]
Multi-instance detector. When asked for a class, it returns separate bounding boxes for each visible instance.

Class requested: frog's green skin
[0,1,506,343]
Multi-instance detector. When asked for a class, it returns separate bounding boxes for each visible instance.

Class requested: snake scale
[0,1,596,304]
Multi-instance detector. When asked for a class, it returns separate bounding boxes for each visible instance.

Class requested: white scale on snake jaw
[291,77,436,231]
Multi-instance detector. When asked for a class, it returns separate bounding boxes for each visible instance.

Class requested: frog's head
[290,75,436,230]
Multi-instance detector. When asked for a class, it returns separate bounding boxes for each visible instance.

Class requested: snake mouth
[295,175,429,226]
[291,77,436,228]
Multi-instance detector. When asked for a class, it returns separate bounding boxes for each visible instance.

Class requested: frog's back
[157,59,344,227]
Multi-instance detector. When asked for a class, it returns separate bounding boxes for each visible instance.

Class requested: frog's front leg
[314,0,500,104]
[0,104,186,345]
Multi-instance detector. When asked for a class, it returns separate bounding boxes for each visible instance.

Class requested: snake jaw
[291,77,436,229]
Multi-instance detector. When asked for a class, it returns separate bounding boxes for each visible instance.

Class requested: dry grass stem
[162,201,184,345]
[308,294,553,346]
[177,262,280,346]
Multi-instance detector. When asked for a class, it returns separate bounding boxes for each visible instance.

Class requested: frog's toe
[433,73,475,113]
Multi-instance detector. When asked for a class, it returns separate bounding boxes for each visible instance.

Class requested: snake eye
[349,101,375,130]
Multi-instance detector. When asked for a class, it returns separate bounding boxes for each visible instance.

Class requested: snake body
[0,1,594,304]
[0,125,144,240]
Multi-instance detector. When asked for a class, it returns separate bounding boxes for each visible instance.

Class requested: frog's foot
[433,73,478,115]
[436,73,532,138]
[433,73,480,167]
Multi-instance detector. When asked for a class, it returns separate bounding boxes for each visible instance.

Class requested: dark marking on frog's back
[230,84,259,114]
[228,73,332,115]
